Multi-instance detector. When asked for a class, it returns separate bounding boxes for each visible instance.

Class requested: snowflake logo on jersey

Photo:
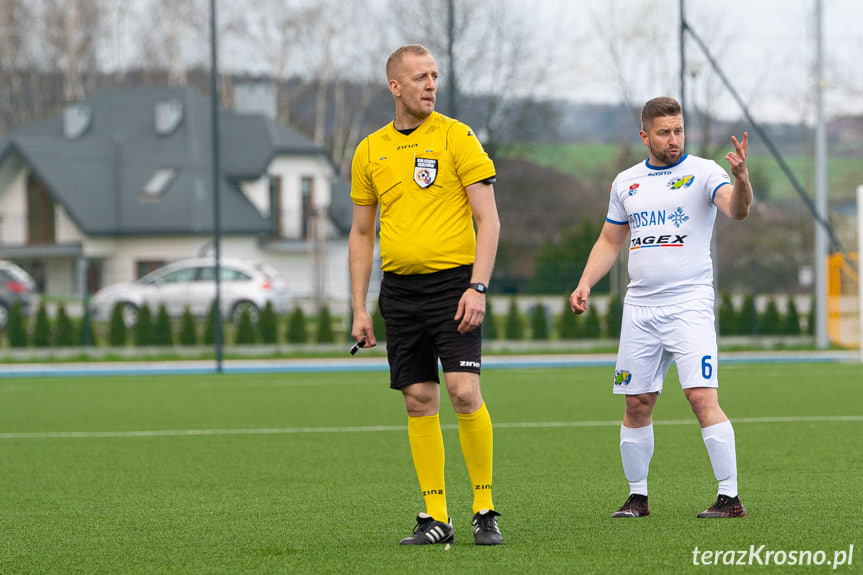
[667,175,695,190]
[628,183,639,196]
[669,207,689,228]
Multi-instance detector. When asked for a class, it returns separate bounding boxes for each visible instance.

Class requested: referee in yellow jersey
[349,44,503,546]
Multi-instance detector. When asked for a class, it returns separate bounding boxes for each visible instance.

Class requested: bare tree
[243,0,390,175]
[0,0,33,130]
[388,0,569,151]
[39,0,102,101]
[588,1,677,130]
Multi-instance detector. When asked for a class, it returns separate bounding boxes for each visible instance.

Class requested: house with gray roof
[0,84,357,311]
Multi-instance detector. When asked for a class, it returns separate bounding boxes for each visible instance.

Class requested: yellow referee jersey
[351,112,496,275]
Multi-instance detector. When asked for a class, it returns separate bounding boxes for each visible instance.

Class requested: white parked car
[90,257,289,327]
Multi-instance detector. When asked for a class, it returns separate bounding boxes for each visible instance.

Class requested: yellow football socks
[407,414,448,523]
[457,403,495,514]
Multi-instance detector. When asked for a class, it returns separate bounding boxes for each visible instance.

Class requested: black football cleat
[697,494,747,518]
[612,494,650,518]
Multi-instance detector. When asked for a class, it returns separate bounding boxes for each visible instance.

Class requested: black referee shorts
[378,264,482,390]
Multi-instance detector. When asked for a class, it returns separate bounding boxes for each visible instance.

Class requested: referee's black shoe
[472,509,503,545]
[399,513,454,545]
[612,494,650,517]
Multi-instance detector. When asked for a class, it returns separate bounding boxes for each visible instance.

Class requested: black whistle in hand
[350,338,367,355]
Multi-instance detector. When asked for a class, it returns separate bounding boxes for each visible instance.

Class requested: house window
[269,176,283,238]
[141,168,176,200]
[301,176,313,240]
[137,260,166,279]
[86,260,103,295]
[26,176,55,245]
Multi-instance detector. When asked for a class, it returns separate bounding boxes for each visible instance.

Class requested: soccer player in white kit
[570,97,753,518]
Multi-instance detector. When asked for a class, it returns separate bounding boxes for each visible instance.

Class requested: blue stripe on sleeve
[711,181,731,203]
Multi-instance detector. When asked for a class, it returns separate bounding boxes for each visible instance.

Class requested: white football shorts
[613,298,719,395]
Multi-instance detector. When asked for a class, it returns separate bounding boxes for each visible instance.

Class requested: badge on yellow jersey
[414,157,438,188]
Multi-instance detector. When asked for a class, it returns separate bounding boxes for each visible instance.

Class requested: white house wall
[44,258,78,295]
[239,155,333,240]
[55,204,83,244]
[274,155,331,239]
[0,168,27,246]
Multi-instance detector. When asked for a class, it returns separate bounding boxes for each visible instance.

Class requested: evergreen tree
[580,304,602,339]
[530,218,609,294]
[286,306,308,344]
[32,303,52,347]
[558,294,579,340]
[154,304,174,346]
[203,301,218,345]
[134,304,155,346]
[504,298,523,340]
[178,307,198,346]
[782,297,802,335]
[234,307,257,344]
[108,302,127,346]
[807,297,815,335]
[738,294,758,336]
[372,306,386,342]
[80,304,94,347]
[258,301,278,344]
[7,301,27,348]
[55,303,77,347]
[606,294,622,339]
[482,304,499,341]
[316,305,335,343]
[530,303,549,340]
[760,297,782,335]
[345,309,354,342]
[718,293,737,336]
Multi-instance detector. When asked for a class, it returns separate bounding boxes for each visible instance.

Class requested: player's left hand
[725,132,749,179]
[455,288,486,334]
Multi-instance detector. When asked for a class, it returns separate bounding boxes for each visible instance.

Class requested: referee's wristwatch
[468,282,488,294]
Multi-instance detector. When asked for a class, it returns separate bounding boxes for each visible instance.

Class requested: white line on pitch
[0,415,860,440]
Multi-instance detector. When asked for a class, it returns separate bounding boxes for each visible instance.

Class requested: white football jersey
[607,154,731,305]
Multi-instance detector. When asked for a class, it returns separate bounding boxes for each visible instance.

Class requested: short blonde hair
[386,44,431,81]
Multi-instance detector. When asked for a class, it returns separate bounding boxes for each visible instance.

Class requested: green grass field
[1,362,861,574]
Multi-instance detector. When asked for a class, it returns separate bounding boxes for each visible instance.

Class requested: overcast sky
[114,0,861,126]
[528,0,863,124]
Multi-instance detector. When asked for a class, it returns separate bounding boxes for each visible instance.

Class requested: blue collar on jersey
[645,153,688,171]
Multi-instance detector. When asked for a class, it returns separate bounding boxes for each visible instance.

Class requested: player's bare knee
[402,383,439,416]
[685,388,723,422]
[624,393,657,423]
[448,387,482,414]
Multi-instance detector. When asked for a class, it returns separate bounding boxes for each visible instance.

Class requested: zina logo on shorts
[614,370,632,385]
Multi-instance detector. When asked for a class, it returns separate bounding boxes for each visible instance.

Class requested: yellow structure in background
[827,252,859,347]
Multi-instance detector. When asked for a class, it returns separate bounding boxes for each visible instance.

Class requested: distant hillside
[501,142,863,204]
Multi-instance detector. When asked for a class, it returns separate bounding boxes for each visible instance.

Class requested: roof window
[140,168,177,200]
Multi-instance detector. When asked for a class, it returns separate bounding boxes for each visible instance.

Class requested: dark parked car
[0,260,38,330]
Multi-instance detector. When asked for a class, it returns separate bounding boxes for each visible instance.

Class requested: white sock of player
[701,420,738,497]
[619,423,654,496]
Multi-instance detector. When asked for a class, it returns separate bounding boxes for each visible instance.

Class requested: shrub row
[2,301,339,348]
[2,293,812,349]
